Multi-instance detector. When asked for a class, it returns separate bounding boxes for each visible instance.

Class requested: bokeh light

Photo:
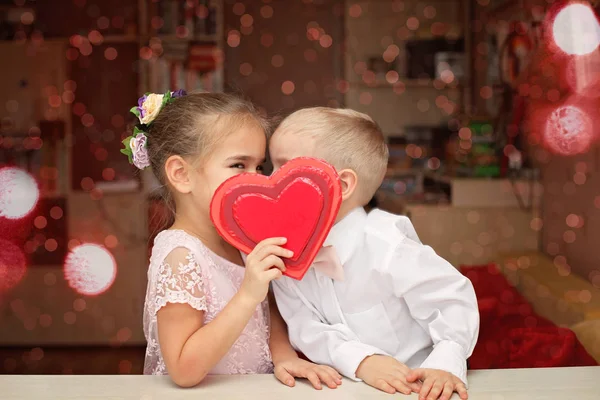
[64,244,117,296]
[0,167,39,220]
[261,5,274,19]
[0,239,27,293]
[544,105,593,156]
[552,3,600,55]
[565,56,600,98]
[281,80,295,95]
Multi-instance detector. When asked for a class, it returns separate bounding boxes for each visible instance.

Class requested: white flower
[139,93,164,125]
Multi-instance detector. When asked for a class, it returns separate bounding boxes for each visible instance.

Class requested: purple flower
[171,89,187,98]
[130,133,150,170]
[137,94,148,119]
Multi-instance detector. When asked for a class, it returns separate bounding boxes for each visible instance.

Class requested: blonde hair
[275,107,388,204]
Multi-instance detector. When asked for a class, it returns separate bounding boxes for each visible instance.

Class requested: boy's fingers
[402,370,422,392]
[419,378,434,400]
[410,381,423,393]
[390,379,411,395]
[374,379,396,394]
[427,381,444,400]
[457,383,468,399]
[440,382,454,400]
[406,368,425,382]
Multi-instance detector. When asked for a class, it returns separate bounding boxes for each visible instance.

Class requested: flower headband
[120,89,187,170]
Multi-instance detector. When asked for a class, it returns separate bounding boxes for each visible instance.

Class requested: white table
[2,367,599,400]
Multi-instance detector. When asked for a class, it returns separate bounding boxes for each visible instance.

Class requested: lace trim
[155,289,208,313]
[152,251,207,315]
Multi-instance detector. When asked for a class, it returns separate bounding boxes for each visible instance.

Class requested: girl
[123,91,342,388]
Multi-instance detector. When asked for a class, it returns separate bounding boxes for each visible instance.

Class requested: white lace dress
[143,229,273,375]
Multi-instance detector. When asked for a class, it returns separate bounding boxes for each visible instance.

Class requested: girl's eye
[256,165,264,172]
[230,163,245,169]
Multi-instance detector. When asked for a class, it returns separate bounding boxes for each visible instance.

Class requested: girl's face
[193,122,266,219]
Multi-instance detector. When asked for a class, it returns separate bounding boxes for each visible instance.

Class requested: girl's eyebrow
[226,155,267,163]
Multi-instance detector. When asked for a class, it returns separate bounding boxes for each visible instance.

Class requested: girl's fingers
[274,365,296,387]
[322,366,342,382]
[259,255,286,272]
[264,267,283,282]
[261,245,294,260]
[247,237,287,263]
[315,367,341,388]
[305,371,323,390]
[255,237,287,250]
[250,242,292,263]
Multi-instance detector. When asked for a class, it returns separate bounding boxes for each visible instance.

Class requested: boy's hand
[355,355,422,395]
[406,368,468,400]
[274,357,342,390]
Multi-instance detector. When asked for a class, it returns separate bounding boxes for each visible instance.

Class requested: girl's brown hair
[146,92,269,223]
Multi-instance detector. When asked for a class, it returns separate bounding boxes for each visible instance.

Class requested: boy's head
[270,107,388,217]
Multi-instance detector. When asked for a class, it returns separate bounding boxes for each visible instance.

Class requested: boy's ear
[165,155,193,194]
[338,169,358,201]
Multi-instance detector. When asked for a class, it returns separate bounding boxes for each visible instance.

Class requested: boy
[270,108,480,400]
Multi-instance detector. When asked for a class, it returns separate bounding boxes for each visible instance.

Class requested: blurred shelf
[485,0,520,17]
[410,31,464,41]
[153,34,219,43]
[0,34,219,44]
[351,0,466,7]
[102,35,140,43]
[39,193,68,200]
[95,180,140,194]
[350,79,463,90]
[0,35,139,44]
[423,171,453,184]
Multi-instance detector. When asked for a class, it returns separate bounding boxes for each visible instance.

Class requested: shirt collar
[323,207,366,265]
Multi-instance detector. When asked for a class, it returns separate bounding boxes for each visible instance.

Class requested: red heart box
[210,157,342,280]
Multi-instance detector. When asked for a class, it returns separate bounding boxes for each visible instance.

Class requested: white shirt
[272,207,480,385]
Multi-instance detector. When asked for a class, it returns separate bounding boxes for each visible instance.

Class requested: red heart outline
[210,157,342,280]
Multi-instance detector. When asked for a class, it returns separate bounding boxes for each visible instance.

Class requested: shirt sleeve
[382,237,480,386]
[152,247,207,315]
[272,279,387,380]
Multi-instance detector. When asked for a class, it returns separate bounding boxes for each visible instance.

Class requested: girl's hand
[240,237,292,305]
[275,356,342,390]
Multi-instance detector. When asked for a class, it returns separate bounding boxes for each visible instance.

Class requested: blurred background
[1,0,599,375]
